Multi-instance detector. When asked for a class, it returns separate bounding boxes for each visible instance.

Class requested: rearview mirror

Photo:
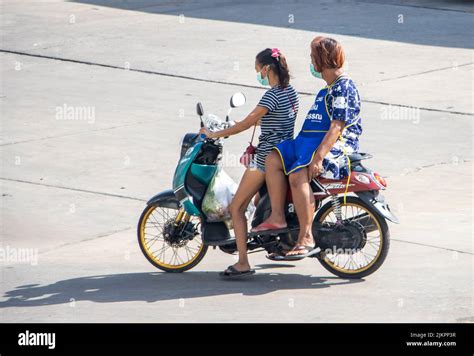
[230,92,246,108]
[196,102,204,116]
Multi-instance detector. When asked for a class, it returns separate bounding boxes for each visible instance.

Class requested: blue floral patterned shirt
[322,76,363,179]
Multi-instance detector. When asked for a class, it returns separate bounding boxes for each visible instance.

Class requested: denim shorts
[248,160,265,173]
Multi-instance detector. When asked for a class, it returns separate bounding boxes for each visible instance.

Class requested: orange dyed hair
[311,36,345,71]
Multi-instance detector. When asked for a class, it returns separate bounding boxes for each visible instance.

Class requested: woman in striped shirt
[199,48,299,277]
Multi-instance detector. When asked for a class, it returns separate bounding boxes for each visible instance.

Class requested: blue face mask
[257,70,269,86]
[310,63,322,79]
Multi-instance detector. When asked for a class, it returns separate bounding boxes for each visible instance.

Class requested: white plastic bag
[202,167,238,223]
[202,167,255,229]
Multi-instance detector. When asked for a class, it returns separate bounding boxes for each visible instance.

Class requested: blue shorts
[274,133,325,175]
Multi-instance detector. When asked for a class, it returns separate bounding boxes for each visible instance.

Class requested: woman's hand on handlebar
[199,127,214,139]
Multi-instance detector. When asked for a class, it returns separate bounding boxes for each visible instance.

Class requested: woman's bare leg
[258,151,287,227]
[227,168,265,271]
[286,167,315,255]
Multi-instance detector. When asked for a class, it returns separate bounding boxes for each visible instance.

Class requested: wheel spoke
[140,207,204,268]
[319,201,383,273]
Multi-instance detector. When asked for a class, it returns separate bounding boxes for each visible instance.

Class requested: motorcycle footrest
[204,237,236,246]
[248,227,297,237]
[247,240,278,251]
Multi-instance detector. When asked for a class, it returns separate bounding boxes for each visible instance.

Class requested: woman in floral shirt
[253,36,363,260]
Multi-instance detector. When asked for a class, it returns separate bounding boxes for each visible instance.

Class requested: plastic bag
[202,167,237,223]
[202,167,255,229]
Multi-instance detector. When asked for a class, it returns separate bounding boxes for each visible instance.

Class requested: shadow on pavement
[0,265,363,307]
[72,0,474,48]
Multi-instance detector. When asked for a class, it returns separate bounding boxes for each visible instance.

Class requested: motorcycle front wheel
[314,196,390,279]
[137,204,208,272]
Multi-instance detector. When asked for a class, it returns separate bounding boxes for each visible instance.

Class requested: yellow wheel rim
[140,206,204,269]
[319,202,383,274]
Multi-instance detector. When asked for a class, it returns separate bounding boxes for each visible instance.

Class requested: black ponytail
[256,48,290,88]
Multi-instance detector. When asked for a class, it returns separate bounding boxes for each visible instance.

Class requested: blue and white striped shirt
[256,85,299,169]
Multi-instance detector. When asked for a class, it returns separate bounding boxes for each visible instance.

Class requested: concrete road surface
[0,0,472,322]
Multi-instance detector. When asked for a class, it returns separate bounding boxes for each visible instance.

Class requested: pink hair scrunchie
[271,48,280,60]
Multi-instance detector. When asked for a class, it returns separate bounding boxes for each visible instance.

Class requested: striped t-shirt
[256,85,299,170]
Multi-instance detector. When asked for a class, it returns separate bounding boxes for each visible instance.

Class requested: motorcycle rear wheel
[137,204,208,273]
[314,196,390,279]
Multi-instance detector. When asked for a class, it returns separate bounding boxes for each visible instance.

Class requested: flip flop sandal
[250,222,287,234]
[248,228,289,238]
[265,253,286,261]
[284,245,321,260]
[265,251,291,261]
[219,265,256,278]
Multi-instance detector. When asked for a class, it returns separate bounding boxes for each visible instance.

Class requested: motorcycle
[137,92,399,278]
